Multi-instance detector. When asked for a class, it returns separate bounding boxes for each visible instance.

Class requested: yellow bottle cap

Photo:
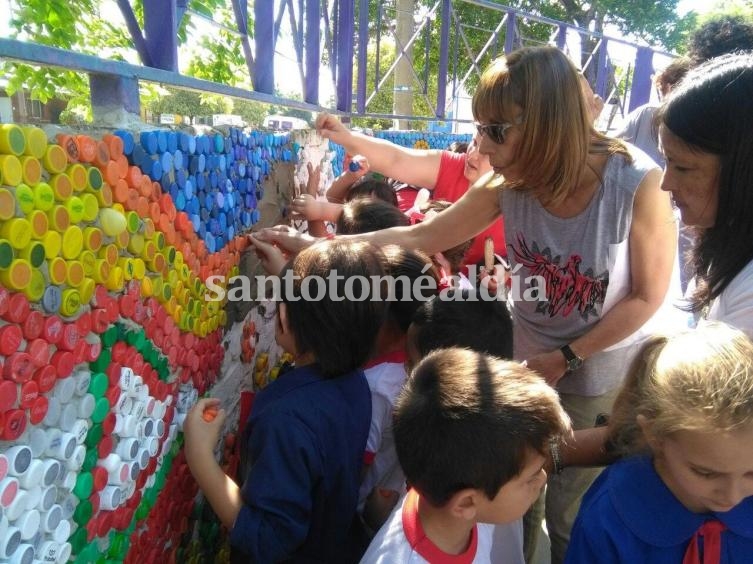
[172,305,183,323]
[59,288,81,317]
[20,241,46,268]
[167,269,178,287]
[80,250,96,276]
[43,144,67,174]
[0,188,14,220]
[140,276,153,297]
[0,124,26,156]
[200,321,208,337]
[98,207,127,237]
[31,182,54,212]
[23,269,45,302]
[132,258,146,280]
[0,258,31,290]
[21,126,47,159]
[1,217,32,249]
[125,211,140,234]
[42,231,61,259]
[127,233,145,256]
[143,218,155,239]
[151,276,163,297]
[79,277,95,304]
[20,156,41,186]
[0,239,14,269]
[65,260,85,287]
[80,193,99,222]
[27,210,49,240]
[0,155,23,186]
[105,265,124,292]
[98,244,118,267]
[66,196,85,224]
[47,256,68,285]
[95,183,113,207]
[142,240,156,261]
[162,283,172,303]
[50,173,73,201]
[174,251,184,268]
[14,184,35,215]
[67,163,87,192]
[115,230,130,249]
[46,205,70,232]
[83,227,103,252]
[61,226,83,259]
[152,231,165,251]
[118,257,135,281]
[92,259,110,284]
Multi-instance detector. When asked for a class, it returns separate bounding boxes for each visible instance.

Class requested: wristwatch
[560,344,584,372]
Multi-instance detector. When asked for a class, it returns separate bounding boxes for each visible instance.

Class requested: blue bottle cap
[156,130,168,153]
[42,284,61,314]
[167,132,178,153]
[140,131,158,155]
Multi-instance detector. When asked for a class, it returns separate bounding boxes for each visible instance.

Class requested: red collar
[402,489,479,564]
[363,349,407,370]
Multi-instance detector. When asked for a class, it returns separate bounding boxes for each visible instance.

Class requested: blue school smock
[565,455,753,563]
[229,363,372,563]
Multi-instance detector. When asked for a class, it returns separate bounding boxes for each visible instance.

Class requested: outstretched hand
[525,350,568,387]
[316,113,350,144]
[251,226,317,256]
[183,398,226,461]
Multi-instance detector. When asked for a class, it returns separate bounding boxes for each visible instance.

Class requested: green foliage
[232,99,270,127]
[146,87,233,123]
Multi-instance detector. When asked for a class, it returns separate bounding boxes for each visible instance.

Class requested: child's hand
[248,235,288,276]
[305,162,321,196]
[346,155,370,179]
[184,398,226,462]
[252,226,316,254]
[291,194,328,220]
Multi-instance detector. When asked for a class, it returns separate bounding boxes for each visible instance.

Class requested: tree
[147,87,232,124]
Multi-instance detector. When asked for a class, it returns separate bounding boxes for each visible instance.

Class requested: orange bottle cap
[50,173,73,201]
[83,227,103,251]
[76,136,97,163]
[99,244,119,267]
[56,134,80,162]
[27,210,49,239]
[0,188,15,220]
[46,205,70,232]
[20,156,41,185]
[67,164,88,192]
[66,260,85,287]
[93,141,110,168]
[47,256,68,285]
[103,134,124,161]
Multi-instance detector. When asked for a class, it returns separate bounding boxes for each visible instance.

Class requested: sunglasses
[474,119,520,145]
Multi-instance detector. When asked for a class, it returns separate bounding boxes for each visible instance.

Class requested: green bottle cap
[90,348,111,373]
[72,498,93,525]
[102,325,118,347]
[91,397,110,423]
[82,448,98,472]
[73,471,93,500]
[0,239,14,269]
[69,526,88,554]
[89,372,108,398]
[85,424,103,449]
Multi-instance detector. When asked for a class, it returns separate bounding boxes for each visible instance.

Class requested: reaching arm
[316,113,443,189]
[326,155,370,203]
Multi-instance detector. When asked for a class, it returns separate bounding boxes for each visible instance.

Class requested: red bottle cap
[87,340,102,363]
[33,364,57,393]
[0,324,22,356]
[19,380,39,409]
[111,342,127,363]
[5,293,29,324]
[106,299,120,323]
[4,352,33,383]
[42,316,64,345]
[97,510,113,537]
[2,409,26,440]
[98,433,114,458]
[91,309,109,334]
[26,338,51,368]
[105,386,120,409]
[50,350,75,379]
[102,411,116,435]
[119,294,136,319]
[29,395,48,424]
[76,312,92,336]
[73,340,88,364]
[0,380,17,411]
[22,310,44,340]
[58,323,80,352]
[92,466,109,492]
[0,287,8,318]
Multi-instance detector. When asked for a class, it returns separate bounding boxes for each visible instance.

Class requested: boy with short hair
[361,347,570,563]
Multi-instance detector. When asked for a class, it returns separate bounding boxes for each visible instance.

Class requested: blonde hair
[609,323,753,456]
[472,46,629,206]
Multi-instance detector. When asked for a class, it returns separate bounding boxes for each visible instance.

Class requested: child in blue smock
[566,322,753,563]
[183,239,387,563]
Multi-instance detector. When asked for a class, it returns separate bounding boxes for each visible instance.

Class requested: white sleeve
[705,261,753,339]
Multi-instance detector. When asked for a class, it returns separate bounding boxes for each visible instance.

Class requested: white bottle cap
[47,433,76,461]
[72,370,91,396]
[142,418,154,437]
[130,375,143,398]
[40,460,60,488]
[40,504,61,533]
[57,494,76,521]
[52,519,70,544]
[126,460,139,481]
[153,400,166,419]
[5,446,32,477]
[153,419,165,438]
[59,469,76,492]
[22,486,41,512]
[57,404,77,432]
[0,514,8,544]
[71,420,89,446]
[129,400,145,419]
[17,461,42,491]
[147,438,159,457]
[119,367,134,391]
[23,428,49,459]
[42,397,61,428]
[5,490,28,521]
[136,448,150,470]
[99,454,122,474]
[52,378,75,405]
[0,476,19,508]
[57,541,72,563]
[7,542,34,564]
[12,509,39,540]
[38,485,56,512]
[116,396,132,417]
[115,438,139,461]
[123,479,136,501]
[76,394,96,419]
[36,540,59,562]
[0,525,21,558]
[42,430,61,459]
[116,414,138,437]
[65,446,86,472]
[0,453,8,481]
[98,485,121,511]
[107,463,130,487]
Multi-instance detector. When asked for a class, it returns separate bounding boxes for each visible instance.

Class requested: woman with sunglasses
[253,46,675,562]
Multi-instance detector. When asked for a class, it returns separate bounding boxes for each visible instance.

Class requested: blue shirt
[566,455,753,563]
[230,364,372,563]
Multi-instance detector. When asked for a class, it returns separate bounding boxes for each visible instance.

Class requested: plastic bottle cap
[46,205,70,232]
[45,257,67,286]
[67,163,87,191]
[80,193,99,222]
[0,239,13,269]
[49,173,72,200]
[27,210,48,240]
[22,269,44,302]
[26,338,50,367]
[0,155,23,186]
[61,226,83,259]
[98,207,127,237]
[1,218,32,250]
[59,288,81,318]
[65,260,85,287]
[21,126,46,159]
[41,230,61,259]
[1,409,26,440]
[20,156,41,185]
[65,196,85,224]
[0,324,23,356]
[31,182,54,212]
[14,509,40,540]
[0,259,31,291]
[43,144,67,174]
[19,241,45,268]
[0,189,14,220]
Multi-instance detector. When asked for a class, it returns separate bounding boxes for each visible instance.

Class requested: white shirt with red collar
[360,489,524,564]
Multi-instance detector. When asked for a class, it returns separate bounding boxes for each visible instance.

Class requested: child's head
[277,239,387,376]
[420,200,473,273]
[609,322,753,513]
[346,178,399,207]
[407,290,513,368]
[380,244,439,333]
[336,197,410,235]
[394,347,570,523]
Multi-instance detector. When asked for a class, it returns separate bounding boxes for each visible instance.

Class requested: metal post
[596,38,609,99]
[143,0,178,71]
[504,10,516,54]
[254,0,275,93]
[356,0,369,113]
[629,47,654,111]
[336,0,355,112]
[305,0,320,105]
[436,0,451,119]
[556,23,567,50]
